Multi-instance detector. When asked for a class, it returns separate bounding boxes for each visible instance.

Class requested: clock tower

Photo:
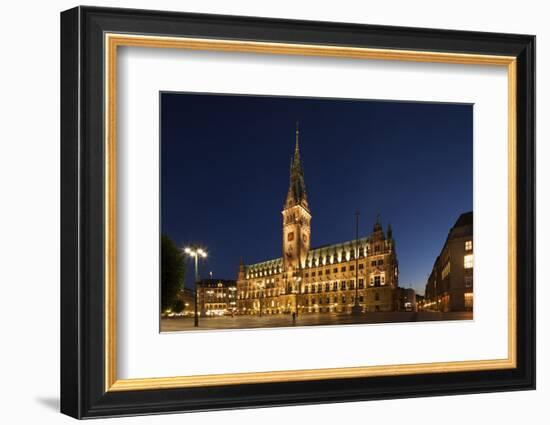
[282,122,311,273]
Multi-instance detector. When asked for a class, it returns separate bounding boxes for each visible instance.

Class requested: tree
[172,298,185,314]
[161,234,186,312]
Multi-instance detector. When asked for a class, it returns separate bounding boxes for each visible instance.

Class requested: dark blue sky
[161,92,472,295]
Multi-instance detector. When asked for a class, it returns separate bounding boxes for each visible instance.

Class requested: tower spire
[285,121,308,211]
[293,121,301,169]
[373,212,383,233]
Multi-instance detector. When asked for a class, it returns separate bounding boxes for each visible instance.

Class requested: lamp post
[294,276,301,318]
[184,246,207,327]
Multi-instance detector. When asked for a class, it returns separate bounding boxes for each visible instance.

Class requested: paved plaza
[161,310,473,332]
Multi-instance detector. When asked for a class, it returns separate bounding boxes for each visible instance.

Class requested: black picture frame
[61,5,535,419]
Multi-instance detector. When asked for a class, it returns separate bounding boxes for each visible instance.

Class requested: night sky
[161,92,473,295]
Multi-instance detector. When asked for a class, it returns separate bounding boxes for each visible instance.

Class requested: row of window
[246,248,391,279]
[201,293,235,301]
[239,290,286,299]
[304,260,385,278]
[246,260,389,282]
[305,280,364,292]
[303,292,382,305]
[204,303,228,309]
[240,291,388,309]
[238,278,387,299]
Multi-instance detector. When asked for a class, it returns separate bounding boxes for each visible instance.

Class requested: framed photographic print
[60,6,535,419]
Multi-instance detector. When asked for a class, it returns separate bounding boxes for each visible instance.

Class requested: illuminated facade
[424,212,473,312]
[237,125,399,315]
[197,279,237,316]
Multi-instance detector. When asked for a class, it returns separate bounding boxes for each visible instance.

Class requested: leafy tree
[161,234,186,312]
[172,298,185,313]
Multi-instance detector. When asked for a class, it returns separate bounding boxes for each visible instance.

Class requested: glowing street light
[184,245,208,327]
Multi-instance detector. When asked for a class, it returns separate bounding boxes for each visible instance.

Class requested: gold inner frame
[104,33,517,392]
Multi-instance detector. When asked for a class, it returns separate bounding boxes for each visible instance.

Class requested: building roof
[197,278,236,287]
[245,236,375,271]
[452,211,473,229]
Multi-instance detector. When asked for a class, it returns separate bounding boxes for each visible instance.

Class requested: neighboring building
[397,287,417,311]
[424,212,473,312]
[237,125,399,315]
[196,279,237,316]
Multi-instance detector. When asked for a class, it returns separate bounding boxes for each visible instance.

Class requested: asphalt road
[161,311,473,332]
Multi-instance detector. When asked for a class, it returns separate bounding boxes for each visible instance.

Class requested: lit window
[464,254,474,269]
[464,292,473,309]
[465,240,473,251]
[442,261,451,279]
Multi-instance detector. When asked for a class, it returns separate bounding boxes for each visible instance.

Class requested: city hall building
[236,126,399,315]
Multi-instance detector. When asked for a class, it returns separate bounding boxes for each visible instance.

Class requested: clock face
[286,246,293,259]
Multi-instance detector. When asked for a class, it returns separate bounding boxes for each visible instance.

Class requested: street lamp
[184,246,208,327]
[293,276,301,318]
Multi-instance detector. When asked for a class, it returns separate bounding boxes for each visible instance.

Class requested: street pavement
[161,310,473,332]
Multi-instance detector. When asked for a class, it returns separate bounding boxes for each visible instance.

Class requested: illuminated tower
[282,122,311,272]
